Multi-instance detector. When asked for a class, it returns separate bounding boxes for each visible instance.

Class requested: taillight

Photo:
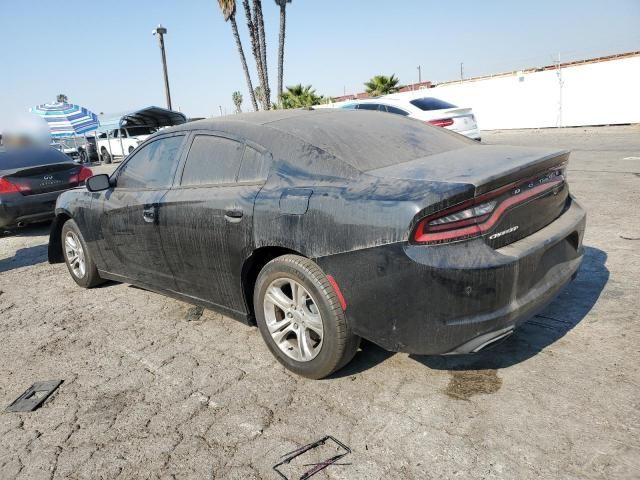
[412,168,565,245]
[0,177,30,195]
[427,118,454,127]
[70,166,93,184]
[78,167,93,182]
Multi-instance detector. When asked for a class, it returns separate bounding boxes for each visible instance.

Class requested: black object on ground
[273,435,351,479]
[6,380,63,412]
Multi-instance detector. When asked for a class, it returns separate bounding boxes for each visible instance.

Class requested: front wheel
[61,219,103,288]
[254,255,360,379]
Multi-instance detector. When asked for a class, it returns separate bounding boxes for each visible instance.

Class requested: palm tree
[254,86,264,109]
[364,74,403,96]
[274,0,291,102]
[253,0,271,108]
[217,0,259,111]
[232,91,243,113]
[280,84,323,109]
[242,0,271,109]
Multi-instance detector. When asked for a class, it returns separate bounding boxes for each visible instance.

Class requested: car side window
[385,105,409,116]
[181,135,244,186]
[116,135,184,189]
[356,103,380,111]
[340,104,357,110]
[238,146,270,183]
[119,129,127,138]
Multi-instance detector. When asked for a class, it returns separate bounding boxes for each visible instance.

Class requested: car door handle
[143,206,157,223]
[224,209,244,223]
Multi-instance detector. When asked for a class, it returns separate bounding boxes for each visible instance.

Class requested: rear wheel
[254,255,360,379]
[61,219,103,288]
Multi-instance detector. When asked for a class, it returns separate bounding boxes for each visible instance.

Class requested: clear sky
[1,0,638,130]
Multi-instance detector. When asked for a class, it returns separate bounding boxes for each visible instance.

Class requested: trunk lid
[368,145,568,193]
[368,145,570,247]
[416,107,476,130]
[4,163,83,195]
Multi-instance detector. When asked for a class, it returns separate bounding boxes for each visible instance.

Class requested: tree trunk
[277,3,286,103]
[242,0,266,110]
[230,16,258,111]
[254,0,271,109]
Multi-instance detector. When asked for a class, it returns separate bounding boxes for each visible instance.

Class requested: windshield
[410,97,457,111]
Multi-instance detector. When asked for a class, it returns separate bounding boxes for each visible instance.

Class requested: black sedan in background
[48,109,586,378]
[0,146,93,229]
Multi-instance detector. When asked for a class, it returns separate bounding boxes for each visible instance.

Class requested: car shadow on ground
[332,246,608,377]
[0,223,52,273]
[0,244,49,273]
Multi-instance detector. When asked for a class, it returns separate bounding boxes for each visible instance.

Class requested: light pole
[152,24,173,110]
[417,65,422,84]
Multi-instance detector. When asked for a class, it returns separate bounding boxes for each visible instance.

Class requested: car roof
[169,109,471,171]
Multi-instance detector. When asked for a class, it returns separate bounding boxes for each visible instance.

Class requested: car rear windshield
[410,97,457,111]
[0,147,71,171]
[269,110,473,171]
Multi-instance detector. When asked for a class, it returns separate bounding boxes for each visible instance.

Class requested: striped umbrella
[30,101,99,138]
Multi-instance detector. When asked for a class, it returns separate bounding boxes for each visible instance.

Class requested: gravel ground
[0,125,639,479]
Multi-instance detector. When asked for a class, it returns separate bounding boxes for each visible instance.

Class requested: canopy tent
[97,106,187,132]
[30,102,99,138]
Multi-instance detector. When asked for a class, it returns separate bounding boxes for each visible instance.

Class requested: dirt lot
[1,126,639,479]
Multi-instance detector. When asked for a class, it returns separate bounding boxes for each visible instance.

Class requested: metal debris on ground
[273,435,351,479]
[6,380,63,412]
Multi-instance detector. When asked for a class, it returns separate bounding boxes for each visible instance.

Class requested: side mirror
[86,174,111,192]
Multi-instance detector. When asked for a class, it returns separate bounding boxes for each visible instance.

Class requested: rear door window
[356,103,380,111]
[116,135,184,189]
[238,146,270,183]
[181,135,244,186]
[385,105,409,116]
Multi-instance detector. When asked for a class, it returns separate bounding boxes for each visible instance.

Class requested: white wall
[330,55,640,130]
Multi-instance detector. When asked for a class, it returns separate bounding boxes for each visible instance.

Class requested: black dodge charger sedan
[1,146,93,229]
[48,109,586,378]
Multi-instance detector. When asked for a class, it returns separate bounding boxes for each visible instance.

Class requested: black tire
[61,219,103,288]
[254,254,360,379]
[101,148,112,164]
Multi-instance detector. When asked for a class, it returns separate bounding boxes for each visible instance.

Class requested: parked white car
[338,96,481,141]
[96,126,157,163]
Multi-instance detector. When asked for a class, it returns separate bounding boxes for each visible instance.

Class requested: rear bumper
[317,197,586,355]
[0,191,63,228]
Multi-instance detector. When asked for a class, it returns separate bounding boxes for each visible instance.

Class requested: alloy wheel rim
[64,231,86,279]
[263,278,324,362]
